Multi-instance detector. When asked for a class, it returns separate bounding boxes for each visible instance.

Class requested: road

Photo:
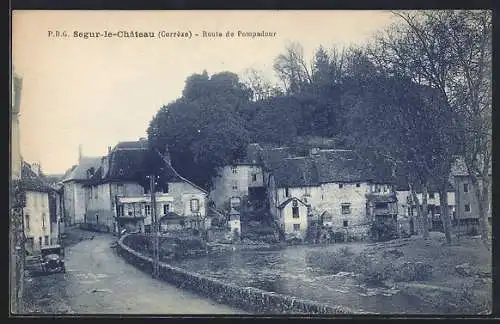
[23,230,243,314]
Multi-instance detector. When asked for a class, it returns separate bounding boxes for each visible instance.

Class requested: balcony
[117,193,173,204]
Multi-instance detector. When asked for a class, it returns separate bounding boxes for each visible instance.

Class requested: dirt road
[23,229,243,314]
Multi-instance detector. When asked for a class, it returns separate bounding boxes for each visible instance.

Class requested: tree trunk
[410,185,428,239]
[421,182,430,239]
[439,186,452,244]
[472,175,490,249]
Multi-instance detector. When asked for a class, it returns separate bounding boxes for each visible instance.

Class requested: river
[170,243,440,314]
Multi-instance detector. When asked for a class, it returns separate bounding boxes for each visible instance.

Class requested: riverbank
[308,232,491,314]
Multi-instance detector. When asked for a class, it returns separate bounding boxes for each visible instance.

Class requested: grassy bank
[307,232,492,314]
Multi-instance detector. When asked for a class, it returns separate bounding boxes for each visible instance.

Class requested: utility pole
[149,175,160,278]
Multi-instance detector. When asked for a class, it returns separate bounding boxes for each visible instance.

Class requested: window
[232,180,238,191]
[463,183,469,193]
[343,220,349,227]
[42,213,46,229]
[465,204,471,212]
[44,235,49,246]
[231,166,238,174]
[96,214,99,224]
[25,214,30,230]
[95,187,98,199]
[89,187,93,199]
[26,237,34,252]
[429,192,435,199]
[341,203,351,215]
[145,204,151,216]
[339,183,343,189]
[285,187,290,197]
[375,202,388,209]
[117,184,125,196]
[38,237,42,248]
[163,204,170,215]
[292,206,300,218]
[128,205,133,216]
[230,197,241,209]
[293,224,300,232]
[117,205,124,217]
[162,184,169,193]
[190,199,200,212]
[252,174,257,182]
[356,183,361,188]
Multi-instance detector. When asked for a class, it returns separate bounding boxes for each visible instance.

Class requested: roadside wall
[117,235,356,315]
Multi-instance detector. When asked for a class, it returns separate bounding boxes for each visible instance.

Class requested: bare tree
[368,10,492,245]
[273,42,312,94]
[240,68,281,101]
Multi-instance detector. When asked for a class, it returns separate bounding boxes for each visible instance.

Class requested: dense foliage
[146,9,491,228]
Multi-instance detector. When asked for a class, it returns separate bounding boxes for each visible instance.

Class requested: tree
[370,10,492,245]
[240,68,282,101]
[148,71,252,189]
[273,42,312,95]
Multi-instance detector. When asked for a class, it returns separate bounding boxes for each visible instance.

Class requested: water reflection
[171,245,438,314]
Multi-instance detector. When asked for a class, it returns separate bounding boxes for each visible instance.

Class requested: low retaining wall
[117,235,356,314]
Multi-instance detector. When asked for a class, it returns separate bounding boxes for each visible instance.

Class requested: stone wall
[117,235,356,315]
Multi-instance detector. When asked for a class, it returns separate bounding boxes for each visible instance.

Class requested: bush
[370,221,399,242]
[467,226,479,236]
[339,246,354,257]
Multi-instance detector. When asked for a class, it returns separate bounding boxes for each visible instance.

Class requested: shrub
[370,221,399,242]
[467,226,479,236]
[339,246,354,257]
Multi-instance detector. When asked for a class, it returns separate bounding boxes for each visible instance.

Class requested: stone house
[82,140,209,234]
[21,162,56,254]
[267,149,394,237]
[395,174,456,235]
[451,157,492,235]
[61,147,102,226]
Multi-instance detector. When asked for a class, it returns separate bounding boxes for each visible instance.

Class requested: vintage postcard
[11,10,492,316]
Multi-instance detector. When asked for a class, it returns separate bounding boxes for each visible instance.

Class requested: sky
[12,10,395,175]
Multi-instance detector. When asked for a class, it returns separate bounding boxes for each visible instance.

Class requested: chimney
[78,144,83,164]
[31,162,41,176]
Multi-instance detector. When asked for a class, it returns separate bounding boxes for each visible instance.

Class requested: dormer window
[231,166,238,174]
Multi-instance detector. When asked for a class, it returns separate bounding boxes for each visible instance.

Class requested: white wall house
[209,163,264,211]
[21,162,54,254]
[267,150,394,236]
[61,148,102,226]
[80,140,210,234]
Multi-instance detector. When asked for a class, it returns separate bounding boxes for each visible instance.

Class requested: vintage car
[40,244,65,274]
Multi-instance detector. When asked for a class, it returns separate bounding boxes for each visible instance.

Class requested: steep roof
[62,156,102,182]
[260,147,293,171]
[273,157,319,187]
[21,162,53,193]
[81,141,207,193]
[313,150,373,183]
[278,197,309,209]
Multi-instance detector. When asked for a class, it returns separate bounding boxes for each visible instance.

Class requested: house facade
[266,149,394,237]
[395,174,456,234]
[209,163,264,211]
[61,148,102,226]
[452,157,492,234]
[81,140,209,234]
[21,162,55,254]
